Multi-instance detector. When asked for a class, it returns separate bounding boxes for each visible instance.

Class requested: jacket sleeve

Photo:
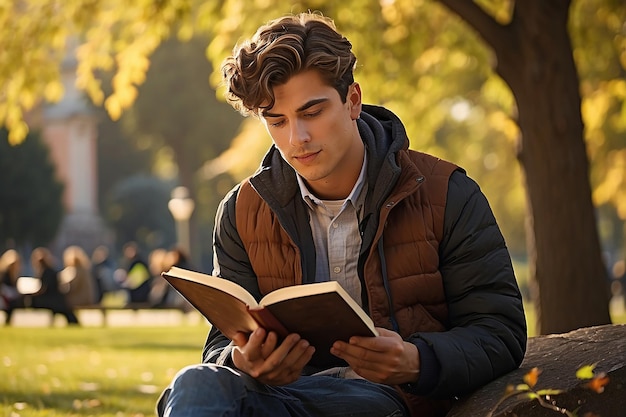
[201,184,262,365]
[413,170,527,398]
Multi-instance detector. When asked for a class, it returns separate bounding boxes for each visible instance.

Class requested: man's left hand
[330,327,420,385]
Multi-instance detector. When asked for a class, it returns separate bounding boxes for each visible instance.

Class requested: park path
[2,309,205,327]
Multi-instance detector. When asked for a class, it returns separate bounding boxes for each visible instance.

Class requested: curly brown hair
[222,12,357,116]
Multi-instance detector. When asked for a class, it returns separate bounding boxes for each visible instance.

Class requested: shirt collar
[297,150,368,211]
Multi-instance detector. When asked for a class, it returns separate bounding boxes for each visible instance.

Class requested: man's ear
[348,82,362,120]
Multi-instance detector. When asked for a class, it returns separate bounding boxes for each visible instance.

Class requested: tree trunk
[441,0,611,334]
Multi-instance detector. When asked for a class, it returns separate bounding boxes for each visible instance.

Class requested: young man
[157,12,526,417]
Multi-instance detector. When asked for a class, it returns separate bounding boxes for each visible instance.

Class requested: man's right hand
[231,328,315,385]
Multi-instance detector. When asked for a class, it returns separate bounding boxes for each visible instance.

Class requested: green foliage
[125,36,241,176]
[0,324,206,417]
[96,109,155,218]
[571,0,626,222]
[0,0,196,144]
[96,35,243,267]
[0,129,64,248]
[105,174,176,251]
[120,35,243,246]
[2,0,625,264]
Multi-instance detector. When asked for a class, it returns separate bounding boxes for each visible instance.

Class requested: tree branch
[436,0,512,55]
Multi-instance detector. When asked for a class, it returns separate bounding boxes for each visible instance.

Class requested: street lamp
[168,186,195,255]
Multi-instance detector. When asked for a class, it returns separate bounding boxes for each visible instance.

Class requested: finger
[255,335,308,377]
[257,340,315,385]
[231,331,250,348]
[245,327,268,356]
[331,340,394,374]
[260,330,279,358]
[277,338,313,367]
[374,327,396,337]
[289,341,316,370]
[261,333,302,369]
[348,328,397,351]
[242,333,303,380]
[234,328,268,368]
[331,342,372,364]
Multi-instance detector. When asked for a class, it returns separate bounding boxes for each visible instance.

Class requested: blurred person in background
[147,248,169,307]
[150,246,193,310]
[120,242,153,304]
[91,245,120,303]
[60,245,97,308]
[30,247,79,325]
[0,249,24,325]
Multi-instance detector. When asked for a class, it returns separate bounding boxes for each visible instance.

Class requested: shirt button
[333,266,341,273]
[332,223,339,229]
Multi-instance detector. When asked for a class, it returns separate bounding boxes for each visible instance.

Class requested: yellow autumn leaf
[576,364,597,380]
[535,388,564,396]
[8,121,29,145]
[104,95,122,121]
[178,22,194,41]
[581,90,610,131]
[514,383,530,391]
[19,89,36,110]
[44,80,65,103]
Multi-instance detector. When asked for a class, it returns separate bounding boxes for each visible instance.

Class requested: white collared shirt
[296,152,368,306]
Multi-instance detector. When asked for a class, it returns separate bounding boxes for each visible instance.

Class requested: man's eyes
[303,109,322,118]
[270,119,286,127]
[268,110,322,128]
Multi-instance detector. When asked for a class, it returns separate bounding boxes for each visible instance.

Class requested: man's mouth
[294,151,320,163]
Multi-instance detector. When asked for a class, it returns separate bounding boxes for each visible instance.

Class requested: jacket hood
[358,104,409,212]
[359,104,410,161]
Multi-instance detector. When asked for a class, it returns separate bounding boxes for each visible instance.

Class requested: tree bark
[440,0,611,334]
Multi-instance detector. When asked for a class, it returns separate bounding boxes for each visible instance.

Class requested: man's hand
[231,328,315,386]
[330,327,420,385]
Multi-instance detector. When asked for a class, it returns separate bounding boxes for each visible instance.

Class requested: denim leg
[282,376,408,417]
[158,364,248,417]
[157,364,300,417]
[157,364,408,417]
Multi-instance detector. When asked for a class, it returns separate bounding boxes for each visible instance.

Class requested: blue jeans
[157,364,409,417]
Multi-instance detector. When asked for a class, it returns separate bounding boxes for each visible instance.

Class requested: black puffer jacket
[204,104,527,406]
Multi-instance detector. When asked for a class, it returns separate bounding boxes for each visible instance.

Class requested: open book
[161,267,378,367]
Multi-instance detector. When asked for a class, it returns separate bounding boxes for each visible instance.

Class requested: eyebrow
[262,98,329,118]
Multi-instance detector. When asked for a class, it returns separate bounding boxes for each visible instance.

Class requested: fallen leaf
[576,364,597,380]
[523,368,542,388]
[584,373,610,394]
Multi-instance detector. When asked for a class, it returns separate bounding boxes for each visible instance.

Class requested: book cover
[162,267,378,367]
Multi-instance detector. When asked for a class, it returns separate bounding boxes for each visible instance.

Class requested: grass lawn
[1,323,209,417]
[1,302,623,417]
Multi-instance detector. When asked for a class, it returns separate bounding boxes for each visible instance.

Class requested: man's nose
[289,120,310,145]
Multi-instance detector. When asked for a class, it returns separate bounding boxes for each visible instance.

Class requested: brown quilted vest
[235,150,458,417]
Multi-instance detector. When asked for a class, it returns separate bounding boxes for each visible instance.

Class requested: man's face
[261,70,364,200]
